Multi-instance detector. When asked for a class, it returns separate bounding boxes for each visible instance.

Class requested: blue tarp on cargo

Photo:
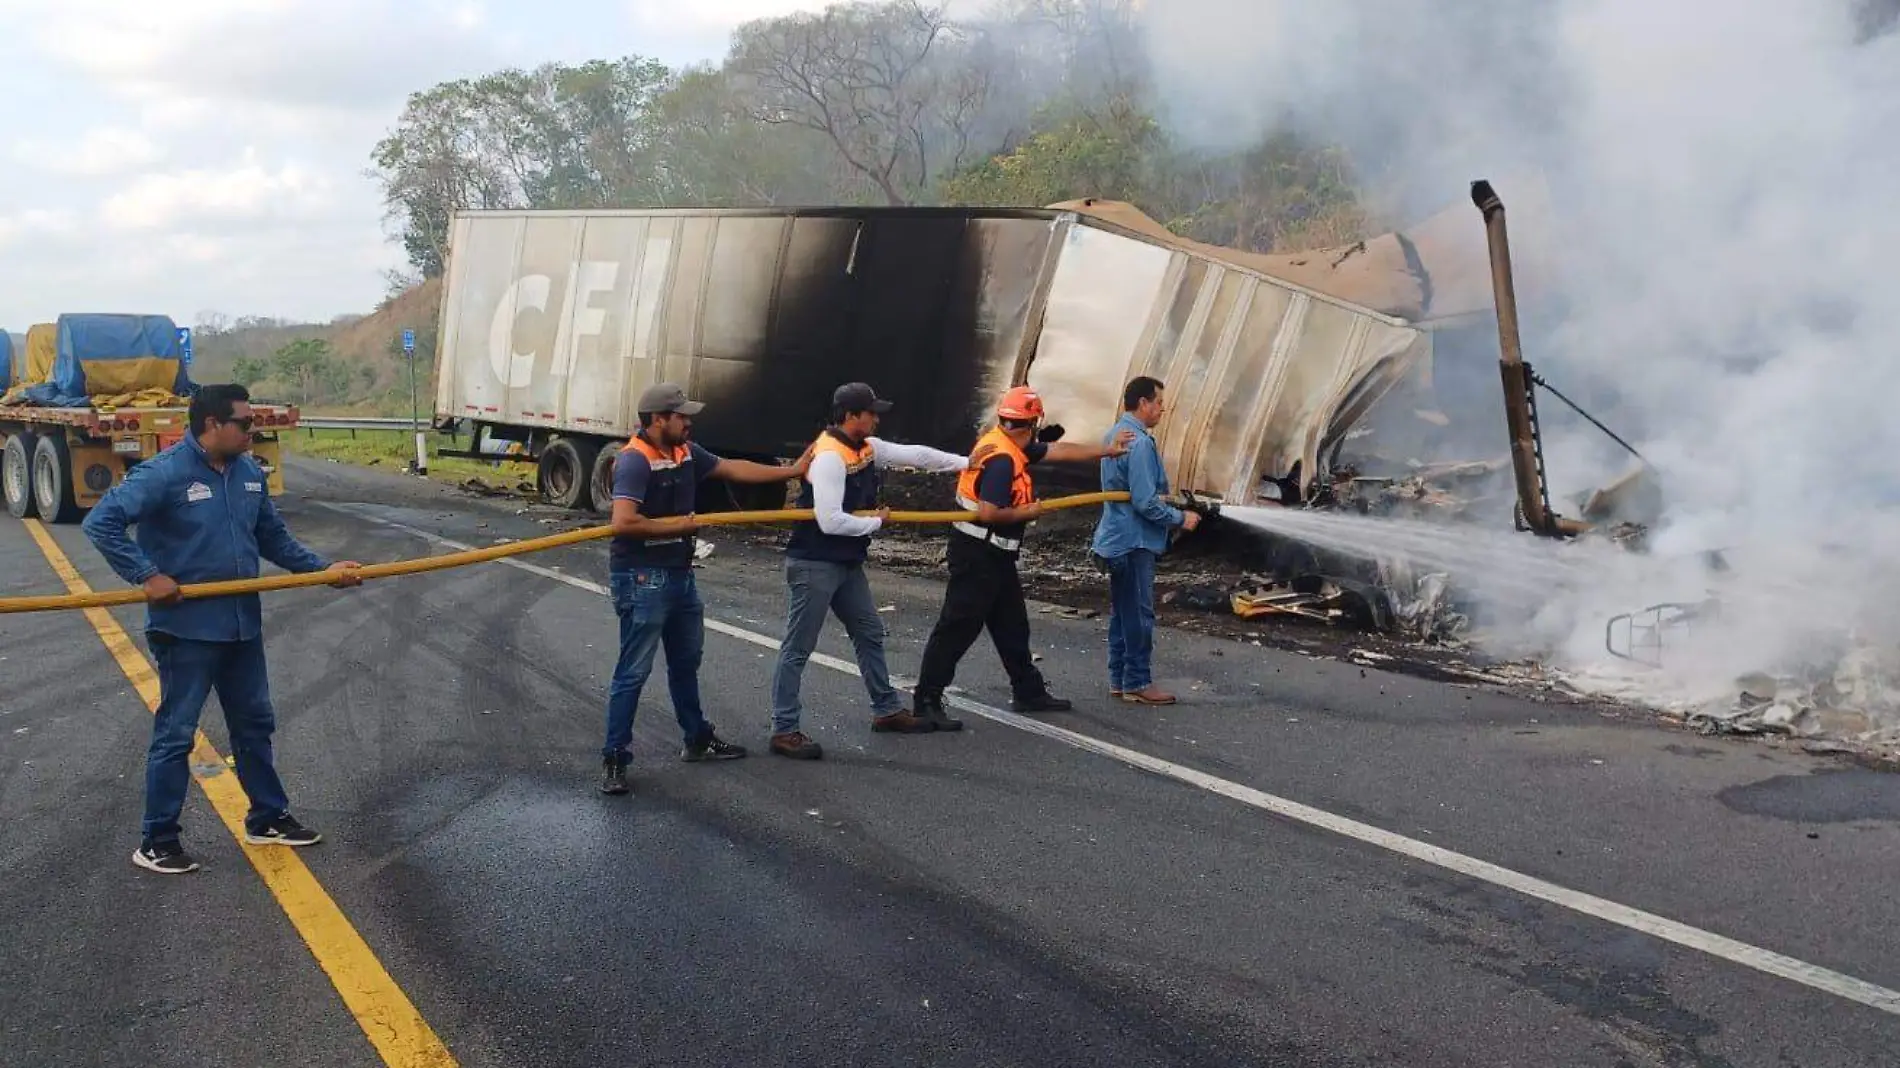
[51,313,192,400]
[0,331,13,388]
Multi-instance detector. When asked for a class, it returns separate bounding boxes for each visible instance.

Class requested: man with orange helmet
[909,385,1133,728]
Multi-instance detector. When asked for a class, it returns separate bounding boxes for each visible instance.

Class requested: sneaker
[871,709,937,734]
[245,815,322,847]
[770,731,824,760]
[1011,693,1073,714]
[600,757,631,795]
[914,695,964,732]
[683,730,749,762]
[132,840,200,874]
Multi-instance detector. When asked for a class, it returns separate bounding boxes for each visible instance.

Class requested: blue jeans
[1105,550,1158,691]
[602,566,711,763]
[144,634,290,845]
[771,558,901,735]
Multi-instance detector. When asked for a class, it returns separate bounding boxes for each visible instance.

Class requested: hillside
[191,277,442,415]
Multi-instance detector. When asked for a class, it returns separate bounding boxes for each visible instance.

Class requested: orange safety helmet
[996,385,1045,422]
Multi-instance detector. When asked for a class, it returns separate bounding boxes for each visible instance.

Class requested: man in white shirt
[769,382,968,760]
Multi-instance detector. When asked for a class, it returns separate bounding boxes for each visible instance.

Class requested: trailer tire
[538,437,601,511]
[589,444,620,516]
[4,432,39,520]
[32,434,83,524]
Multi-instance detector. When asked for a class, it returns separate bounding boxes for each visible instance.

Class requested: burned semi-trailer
[426,205,1431,512]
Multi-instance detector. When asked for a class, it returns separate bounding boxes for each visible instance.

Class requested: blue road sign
[401,328,415,355]
[177,326,193,365]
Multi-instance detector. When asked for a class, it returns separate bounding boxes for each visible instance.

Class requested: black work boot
[1011,692,1073,714]
[914,693,964,732]
[600,757,631,795]
[682,729,749,762]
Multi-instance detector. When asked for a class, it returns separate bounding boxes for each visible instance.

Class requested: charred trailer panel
[432,208,1070,510]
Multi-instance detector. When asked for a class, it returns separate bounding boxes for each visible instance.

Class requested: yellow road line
[22,519,457,1068]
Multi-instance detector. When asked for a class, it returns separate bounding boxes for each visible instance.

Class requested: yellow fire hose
[0,490,1132,616]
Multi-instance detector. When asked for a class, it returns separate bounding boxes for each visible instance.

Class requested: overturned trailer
[429,205,1430,511]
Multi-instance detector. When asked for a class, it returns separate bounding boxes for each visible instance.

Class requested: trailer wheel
[4,432,39,520]
[32,434,83,524]
[589,444,620,516]
[538,437,601,511]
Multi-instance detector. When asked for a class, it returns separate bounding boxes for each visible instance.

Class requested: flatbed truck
[1,401,301,523]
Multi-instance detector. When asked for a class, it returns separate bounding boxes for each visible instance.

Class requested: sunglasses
[222,416,254,431]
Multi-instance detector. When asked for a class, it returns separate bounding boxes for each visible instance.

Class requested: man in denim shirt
[1090,377,1201,705]
[598,383,811,795]
[82,384,363,875]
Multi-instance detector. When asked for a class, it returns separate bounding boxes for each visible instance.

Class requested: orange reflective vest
[953,426,1035,552]
[788,429,882,563]
[613,432,698,569]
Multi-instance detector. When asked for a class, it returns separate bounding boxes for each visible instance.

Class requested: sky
[0,0,836,330]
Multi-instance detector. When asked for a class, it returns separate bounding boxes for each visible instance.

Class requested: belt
[952,494,1022,551]
[952,521,1021,551]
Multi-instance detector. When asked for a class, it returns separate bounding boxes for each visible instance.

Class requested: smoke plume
[1140,1,1900,727]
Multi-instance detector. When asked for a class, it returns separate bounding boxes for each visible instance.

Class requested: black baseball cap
[832,382,893,414]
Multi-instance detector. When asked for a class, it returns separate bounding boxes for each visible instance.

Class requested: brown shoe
[871,709,938,734]
[1122,686,1178,705]
[770,732,824,760]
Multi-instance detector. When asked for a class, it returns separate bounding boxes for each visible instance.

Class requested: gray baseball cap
[637,382,705,416]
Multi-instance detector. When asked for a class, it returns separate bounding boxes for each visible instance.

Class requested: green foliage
[940,98,1368,253]
[939,98,1161,207]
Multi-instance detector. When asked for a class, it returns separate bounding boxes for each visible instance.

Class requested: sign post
[177,327,193,368]
[402,329,425,474]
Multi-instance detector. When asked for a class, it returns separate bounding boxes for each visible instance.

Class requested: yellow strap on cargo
[0,491,1131,615]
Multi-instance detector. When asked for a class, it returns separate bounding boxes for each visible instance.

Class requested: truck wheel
[32,434,83,524]
[3,433,39,519]
[538,437,602,511]
[589,444,620,516]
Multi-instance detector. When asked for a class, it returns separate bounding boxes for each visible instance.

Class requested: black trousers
[915,532,1048,701]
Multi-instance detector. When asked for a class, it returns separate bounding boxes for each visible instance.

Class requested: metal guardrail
[299,416,424,431]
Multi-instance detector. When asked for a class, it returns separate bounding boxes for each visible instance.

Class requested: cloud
[626,0,831,37]
[12,126,162,177]
[0,209,80,253]
[23,0,505,117]
[97,150,337,231]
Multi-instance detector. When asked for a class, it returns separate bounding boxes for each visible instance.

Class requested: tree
[369,81,520,277]
[643,66,843,205]
[1152,133,1369,253]
[991,0,1147,104]
[464,57,674,208]
[231,356,271,387]
[727,0,996,205]
[269,338,350,406]
[939,97,1162,207]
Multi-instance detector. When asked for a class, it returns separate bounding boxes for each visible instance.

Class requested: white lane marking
[321,502,1900,1017]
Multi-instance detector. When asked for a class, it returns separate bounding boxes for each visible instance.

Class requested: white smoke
[1140,0,1900,728]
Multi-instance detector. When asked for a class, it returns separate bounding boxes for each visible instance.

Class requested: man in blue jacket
[82,384,362,875]
[1091,376,1200,706]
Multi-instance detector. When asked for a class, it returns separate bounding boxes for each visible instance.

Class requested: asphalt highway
[2,455,1898,1067]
